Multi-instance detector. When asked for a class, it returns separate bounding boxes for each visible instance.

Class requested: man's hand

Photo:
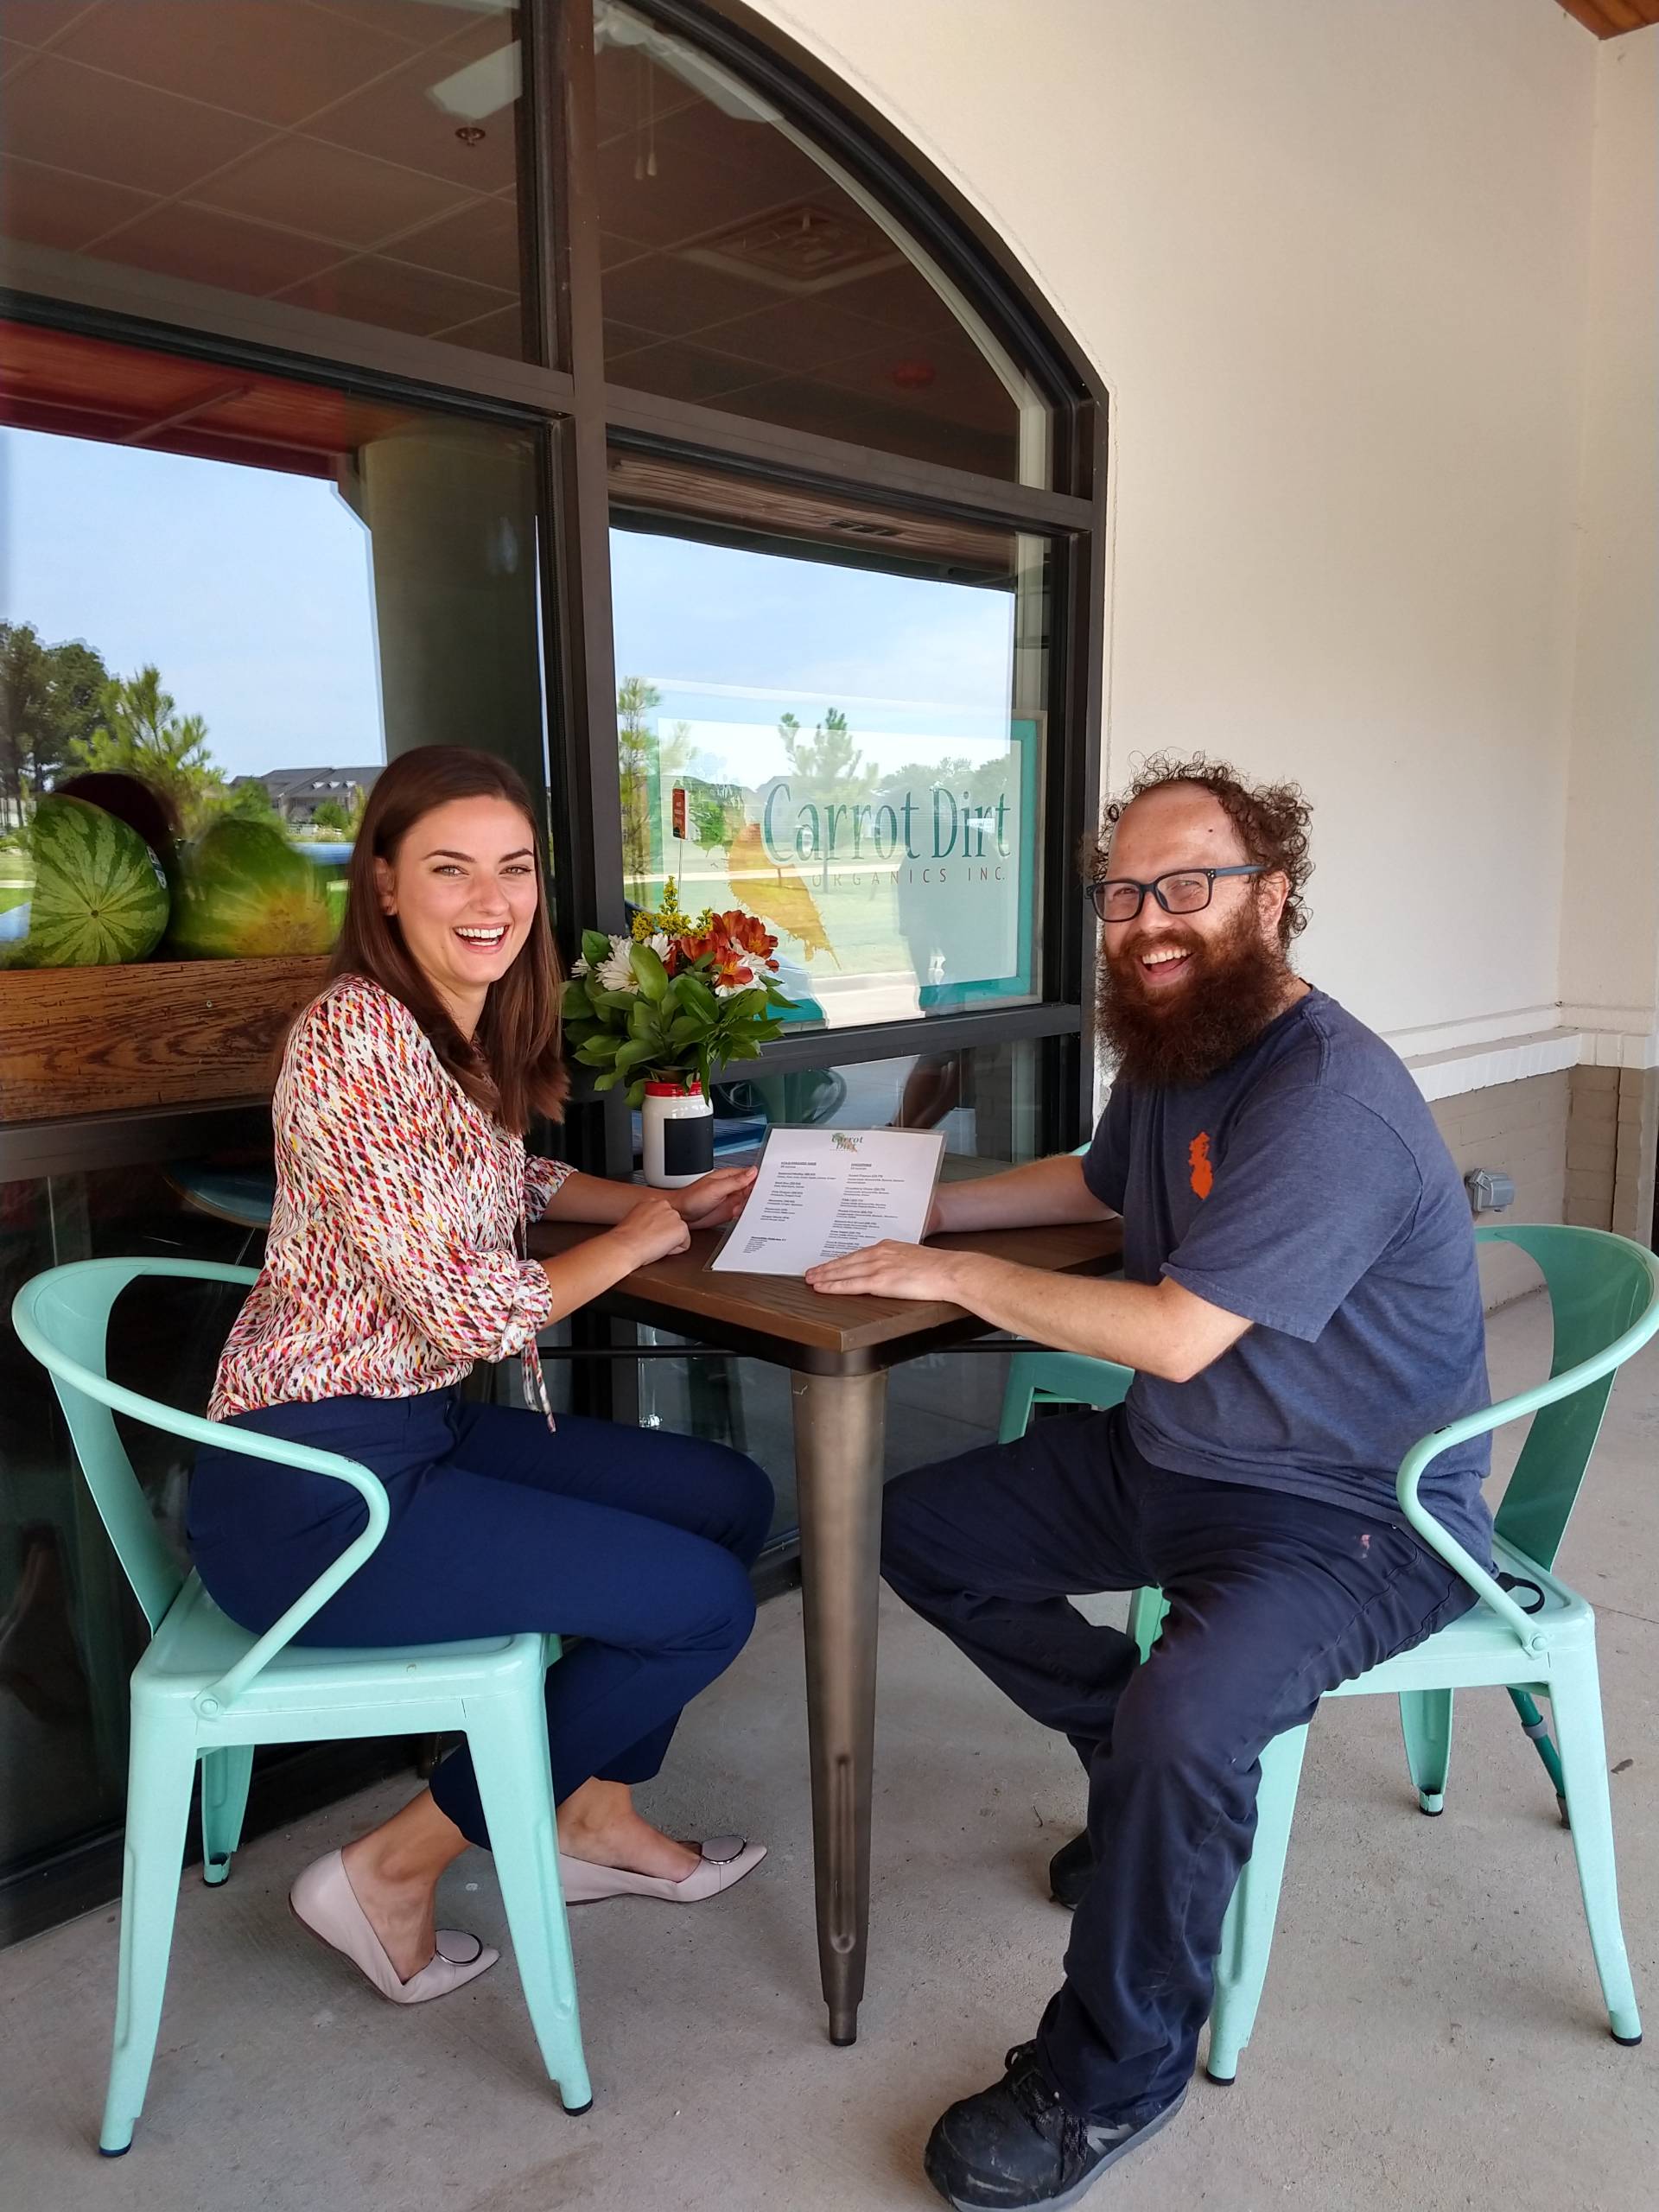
[805,1240,969,1301]
[667,1167,756,1228]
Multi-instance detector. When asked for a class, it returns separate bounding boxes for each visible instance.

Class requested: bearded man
[806,757,1493,2212]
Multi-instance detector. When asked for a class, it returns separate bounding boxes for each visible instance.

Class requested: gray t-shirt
[1083,988,1493,1564]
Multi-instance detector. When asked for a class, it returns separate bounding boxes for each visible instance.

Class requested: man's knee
[880,1457,957,1592]
[1106,1648,1260,1790]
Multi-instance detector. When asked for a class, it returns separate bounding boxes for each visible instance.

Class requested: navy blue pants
[880,1406,1474,2125]
[189,1389,774,1849]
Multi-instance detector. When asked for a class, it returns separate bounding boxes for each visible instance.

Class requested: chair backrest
[10,1258,257,1633]
[1478,1223,1659,1571]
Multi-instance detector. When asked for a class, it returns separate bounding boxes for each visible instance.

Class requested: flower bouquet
[563,880,794,1109]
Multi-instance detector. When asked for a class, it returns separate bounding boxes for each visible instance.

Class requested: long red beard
[1096,902,1295,1087]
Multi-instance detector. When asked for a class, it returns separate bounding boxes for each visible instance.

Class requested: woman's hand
[667,1166,757,1227]
[611,1195,692,1268]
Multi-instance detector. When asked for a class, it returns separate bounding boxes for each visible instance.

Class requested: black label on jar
[663,1114,715,1178]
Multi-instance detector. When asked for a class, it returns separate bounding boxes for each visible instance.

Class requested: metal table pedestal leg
[791,1368,887,2047]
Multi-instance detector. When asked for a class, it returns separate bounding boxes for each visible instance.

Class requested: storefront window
[608,456,1049,1029]
[0,1,531,359]
[594,2,1051,482]
[1,321,544,975]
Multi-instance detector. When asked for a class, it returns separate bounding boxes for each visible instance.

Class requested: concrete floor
[4,1288,1658,2212]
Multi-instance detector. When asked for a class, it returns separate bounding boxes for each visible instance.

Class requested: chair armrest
[1395,1287,1659,1653]
[39,1351,391,1720]
[177,1414,391,1722]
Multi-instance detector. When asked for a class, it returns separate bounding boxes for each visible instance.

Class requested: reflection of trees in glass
[617,674,696,893]
[880,752,1011,810]
[779,706,876,811]
[308,787,367,837]
[0,622,110,829]
[68,666,227,837]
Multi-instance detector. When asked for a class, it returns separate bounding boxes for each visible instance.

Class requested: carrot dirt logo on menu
[1188,1133,1214,1200]
[831,1134,862,1154]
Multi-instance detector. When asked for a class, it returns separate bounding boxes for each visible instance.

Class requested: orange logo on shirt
[1188,1132,1214,1199]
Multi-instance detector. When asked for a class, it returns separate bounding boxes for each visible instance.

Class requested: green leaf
[628,995,660,1042]
[668,1014,706,1046]
[593,1068,621,1091]
[629,942,670,1001]
[575,1036,617,1067]
[679,973,718,1019]
[561,979,594,1019]
[726,987,766,1024]
[626,1077,649,1109]
[723,1036,760,1060]
[613,1037,655,1074]
[581,929,612,970]
[592,986,638,1015]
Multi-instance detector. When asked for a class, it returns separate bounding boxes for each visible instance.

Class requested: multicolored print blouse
[208,974,571,1425]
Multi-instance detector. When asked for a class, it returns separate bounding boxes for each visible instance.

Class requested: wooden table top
[531,1215,1124,1375]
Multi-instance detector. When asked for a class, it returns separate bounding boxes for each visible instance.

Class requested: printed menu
[709,1127,947,1277]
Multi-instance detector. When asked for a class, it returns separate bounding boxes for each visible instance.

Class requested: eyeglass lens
[1094,872,1213,923]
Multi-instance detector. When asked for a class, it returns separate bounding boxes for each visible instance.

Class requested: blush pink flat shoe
[557,1834,766,1904]
[289,1850,498,2005]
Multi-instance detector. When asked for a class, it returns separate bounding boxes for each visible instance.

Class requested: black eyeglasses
[1088,866,1264,925]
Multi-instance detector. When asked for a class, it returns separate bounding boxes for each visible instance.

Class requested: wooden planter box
[0,955,328,1122]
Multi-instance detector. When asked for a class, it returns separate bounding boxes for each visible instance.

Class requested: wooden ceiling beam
[1557,0,1659,39]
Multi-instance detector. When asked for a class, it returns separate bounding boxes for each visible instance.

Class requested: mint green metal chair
[998,1224,1659,2082]
[11,1258,591,2156]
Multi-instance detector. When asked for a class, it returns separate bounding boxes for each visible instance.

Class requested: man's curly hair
[1082,753,1315,948]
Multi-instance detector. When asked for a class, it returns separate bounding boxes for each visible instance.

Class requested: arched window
[0,0,1104,1158]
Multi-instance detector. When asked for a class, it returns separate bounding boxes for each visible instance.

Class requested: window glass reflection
[594,0,1051,482]
[0,2,531,359]
[610,462,1049,1032]
[1,321,544,972]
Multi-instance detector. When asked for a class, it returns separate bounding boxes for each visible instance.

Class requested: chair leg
[1548,1653,1642,2045]
[1126,1586,1167,1662]
[1507,1688,1569,1821]
[198,1745,254,1885]
[1398,1689,1454,1815]
[467,1688,593,2114]
[1206,1723,1309,2084]
[100,1710,199,2155]
[997,1366,1037,1444]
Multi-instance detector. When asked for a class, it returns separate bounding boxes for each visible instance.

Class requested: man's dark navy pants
[880,1405,1473,2125]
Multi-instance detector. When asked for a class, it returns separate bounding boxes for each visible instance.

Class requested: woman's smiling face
[375,795,540,1030]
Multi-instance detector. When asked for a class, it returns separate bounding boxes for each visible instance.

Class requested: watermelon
[0,794,168,969]
[168,817,338,958]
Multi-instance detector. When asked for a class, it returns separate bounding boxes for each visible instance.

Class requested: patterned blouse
[209,974,571,1424]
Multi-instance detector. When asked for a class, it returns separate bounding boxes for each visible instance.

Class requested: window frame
[0,0,1109,1166]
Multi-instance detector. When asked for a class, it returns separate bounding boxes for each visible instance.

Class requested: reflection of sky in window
[3,425,1017,786]
[3,429,382,782]
[610,531,1017,766]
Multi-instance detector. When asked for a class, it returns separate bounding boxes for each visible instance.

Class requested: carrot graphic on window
[1188,1133,1214,1199]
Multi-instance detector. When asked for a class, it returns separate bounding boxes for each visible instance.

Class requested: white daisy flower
[596,937,639,992]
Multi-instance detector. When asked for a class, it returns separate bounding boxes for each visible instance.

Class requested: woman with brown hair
[188,747,772,2005]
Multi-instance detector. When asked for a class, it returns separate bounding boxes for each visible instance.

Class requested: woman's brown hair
[327,747,568,1133]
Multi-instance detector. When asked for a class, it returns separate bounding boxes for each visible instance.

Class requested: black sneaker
[1047,1829,1094,1910]
[923,2042,1185,2211]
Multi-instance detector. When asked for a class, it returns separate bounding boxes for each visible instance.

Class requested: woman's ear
[373,855,396,917]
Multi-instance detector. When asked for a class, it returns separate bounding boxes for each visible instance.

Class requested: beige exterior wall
[1430,1071,1569,1309]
